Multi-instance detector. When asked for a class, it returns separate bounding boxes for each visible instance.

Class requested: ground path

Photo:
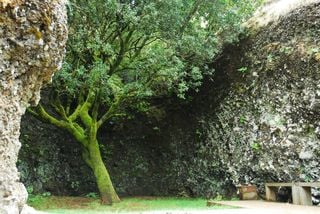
[216,200,320,214]
[135,200,320,214]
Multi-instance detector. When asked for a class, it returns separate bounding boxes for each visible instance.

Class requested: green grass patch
[29,196,234,214]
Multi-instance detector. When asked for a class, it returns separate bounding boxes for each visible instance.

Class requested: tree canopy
[57,0,260,103]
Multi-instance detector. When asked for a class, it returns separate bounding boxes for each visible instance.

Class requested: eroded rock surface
[0,0,67,213]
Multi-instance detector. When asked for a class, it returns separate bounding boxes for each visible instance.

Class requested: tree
[28,0,260,205]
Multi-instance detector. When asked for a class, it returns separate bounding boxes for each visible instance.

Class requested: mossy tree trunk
[28,92,121,204]
[82,138,120,204]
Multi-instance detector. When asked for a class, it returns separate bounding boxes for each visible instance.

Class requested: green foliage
[279,46,293,55]
[54,0,260,108]
[42,192,52,197]
[239,115,246,123]
[251,141,261,151]
[71,181,80,190]
[27,186,34,195]
[27,195,47,207]
[307,47,320,55]
[267,54,274,62]
[27,185,51,205]
[237,67,248,73]
[85,192,99,199]
[231,197,240,201]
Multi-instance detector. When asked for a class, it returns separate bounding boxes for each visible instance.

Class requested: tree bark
[85,139,120,205]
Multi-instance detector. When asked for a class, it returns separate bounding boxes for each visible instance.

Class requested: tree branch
[34,104,70,130]
[97,96,122,128]
[78,90,96,128]
[33,104,88,146]
[51,97,68,121]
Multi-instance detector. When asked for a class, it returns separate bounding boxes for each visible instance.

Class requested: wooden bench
[265,182,320,206]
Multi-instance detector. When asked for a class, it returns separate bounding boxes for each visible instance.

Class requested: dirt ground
[137,200,320,214]
[208,200,319,214]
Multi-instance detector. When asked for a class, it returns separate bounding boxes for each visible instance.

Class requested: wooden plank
[292,185,300,205]
[265,182,293,187]
[266,182,320,187]
[296,182,320,187]
[265,186,277,201]
[292,185,312,205]
[299,186,312,206]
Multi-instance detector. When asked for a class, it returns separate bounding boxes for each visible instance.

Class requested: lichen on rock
[0,0,67,213]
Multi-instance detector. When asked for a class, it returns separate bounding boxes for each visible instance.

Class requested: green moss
[87,140,120,204]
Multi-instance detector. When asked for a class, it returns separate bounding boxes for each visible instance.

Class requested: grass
[29,196,234,214]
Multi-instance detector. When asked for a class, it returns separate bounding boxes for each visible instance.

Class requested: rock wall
[206,0,320,189]
[0,0,67,213]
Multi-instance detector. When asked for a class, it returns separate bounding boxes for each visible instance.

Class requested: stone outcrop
[0,0,67,213]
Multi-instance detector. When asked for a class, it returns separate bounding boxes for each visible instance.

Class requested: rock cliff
[208,0,320,189]
[0,0,67,213]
